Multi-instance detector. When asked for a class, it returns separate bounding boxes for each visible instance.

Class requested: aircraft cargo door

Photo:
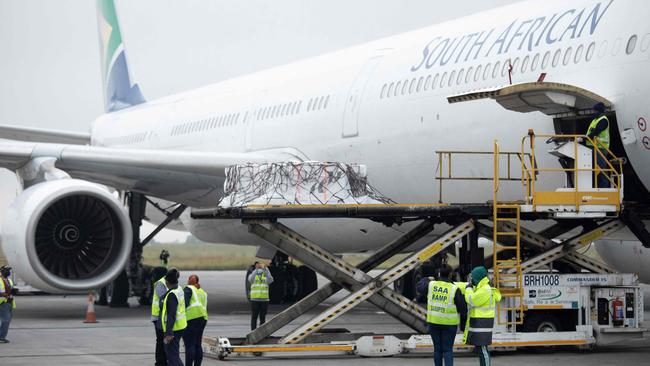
[342,56,383,138]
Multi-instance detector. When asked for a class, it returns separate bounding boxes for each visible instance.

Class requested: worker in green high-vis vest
[247,262,274,330]
[586,102,611,188]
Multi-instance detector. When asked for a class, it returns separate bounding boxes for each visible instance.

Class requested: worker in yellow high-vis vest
[161,268,187,366]
[417,265,467,366]
[0,266,16,344]
[464,266,501,366]
[151,268,168,366]
[182,274,208,366]
[586,102,611,188]
[247,262,274,330]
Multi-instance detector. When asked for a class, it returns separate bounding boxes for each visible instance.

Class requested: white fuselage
[91,0,650,279]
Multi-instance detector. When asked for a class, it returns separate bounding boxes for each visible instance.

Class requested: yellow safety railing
[435,150,533,203]
[521,130,623,211]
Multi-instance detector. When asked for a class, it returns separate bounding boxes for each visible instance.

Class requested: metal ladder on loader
[492,141,524,328]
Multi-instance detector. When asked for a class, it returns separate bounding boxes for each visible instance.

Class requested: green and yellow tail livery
[96,0,145,112]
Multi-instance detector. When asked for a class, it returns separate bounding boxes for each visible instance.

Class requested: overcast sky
[0,0,520,241]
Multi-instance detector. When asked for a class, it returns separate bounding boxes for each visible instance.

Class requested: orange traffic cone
[83,292,98,323]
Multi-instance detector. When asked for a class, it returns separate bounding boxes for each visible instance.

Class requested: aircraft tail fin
[96,0,145,113]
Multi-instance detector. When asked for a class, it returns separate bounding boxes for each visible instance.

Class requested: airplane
[0,0,649,302]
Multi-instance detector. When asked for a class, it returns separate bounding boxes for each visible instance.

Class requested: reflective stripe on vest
[426,281,459,325]
[185,285,208,321]
[151,277,167,317]
[586,115,610,149]
[250,273,269,300]
[162,287,187,333]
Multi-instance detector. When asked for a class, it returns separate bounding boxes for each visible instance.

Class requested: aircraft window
[563,47,572,66]
[531,53,540,71]
[387,82,395,97]
[589,41,599,59]
[416,77,424,92]
[297,101,302,113]
[542,51,551,69]
[493,61,501,79]
[465,67,473,84]
[641,34,650,52]
[574,45,584,64]
[440,72,448,88]
[380,84,387,98]
[511,58,519,74]
[612,38,622,56]
[401,79,409,95]
[552,49,561,67]
[394,81,402,96]
[598,40,608,58]
[627,35,638,54]
[457,69,464,85]
[483,63,491,80]
[424,75,432,91]
[474,65,482,82]
[520,56,529,73]
[432,74,439,89]
[448,70,456,87]
[409,78,416,94]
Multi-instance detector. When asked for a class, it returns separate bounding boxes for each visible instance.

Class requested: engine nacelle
[0,179,132,293]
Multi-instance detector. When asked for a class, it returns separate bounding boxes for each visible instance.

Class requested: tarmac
[1,271,648,365]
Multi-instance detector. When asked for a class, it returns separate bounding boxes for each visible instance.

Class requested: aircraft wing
[0,140,295,206]
[0,124,91,145]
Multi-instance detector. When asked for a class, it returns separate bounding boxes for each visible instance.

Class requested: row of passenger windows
[380,42,603,99]
[104,132,148,146]
[255,95,330,121]
[171,113,241,136]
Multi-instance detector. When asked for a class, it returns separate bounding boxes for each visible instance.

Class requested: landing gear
[95,192,186,307]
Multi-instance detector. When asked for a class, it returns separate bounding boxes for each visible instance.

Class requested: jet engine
[0,179,132,293]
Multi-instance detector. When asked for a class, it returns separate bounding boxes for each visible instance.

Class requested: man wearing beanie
[464,266,501,366]
[161,268,187,366]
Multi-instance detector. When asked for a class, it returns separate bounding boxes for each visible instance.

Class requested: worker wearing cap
[151,267,169,366]
[0,266,16,344]
[183,274,208,366]
[248,262,274,330]
[161,268,187,366]
[417,264,467,366]
[586,102,611,188]
[464,266,501,366]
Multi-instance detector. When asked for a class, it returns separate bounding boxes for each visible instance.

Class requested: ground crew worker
[586,102,611,188]
[0,266,16,344]
[151,267,168,366]
[183,274,208,366]
[416,265,467,366]
[464,266,501,366]
[248,262,274,330]
[161,268,187,366]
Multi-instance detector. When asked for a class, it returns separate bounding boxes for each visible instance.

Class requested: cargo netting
[218,162,394,207]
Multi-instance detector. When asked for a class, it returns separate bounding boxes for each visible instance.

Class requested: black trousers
[250,301,268,330]
[154,322,167,366]
[183,318,207,366]
[164,330,184,366]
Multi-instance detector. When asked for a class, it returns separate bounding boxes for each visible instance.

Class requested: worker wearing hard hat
[464,266,501,366]
[183,274,208,366]
[0,266,16,344]
[417,264,467,366]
